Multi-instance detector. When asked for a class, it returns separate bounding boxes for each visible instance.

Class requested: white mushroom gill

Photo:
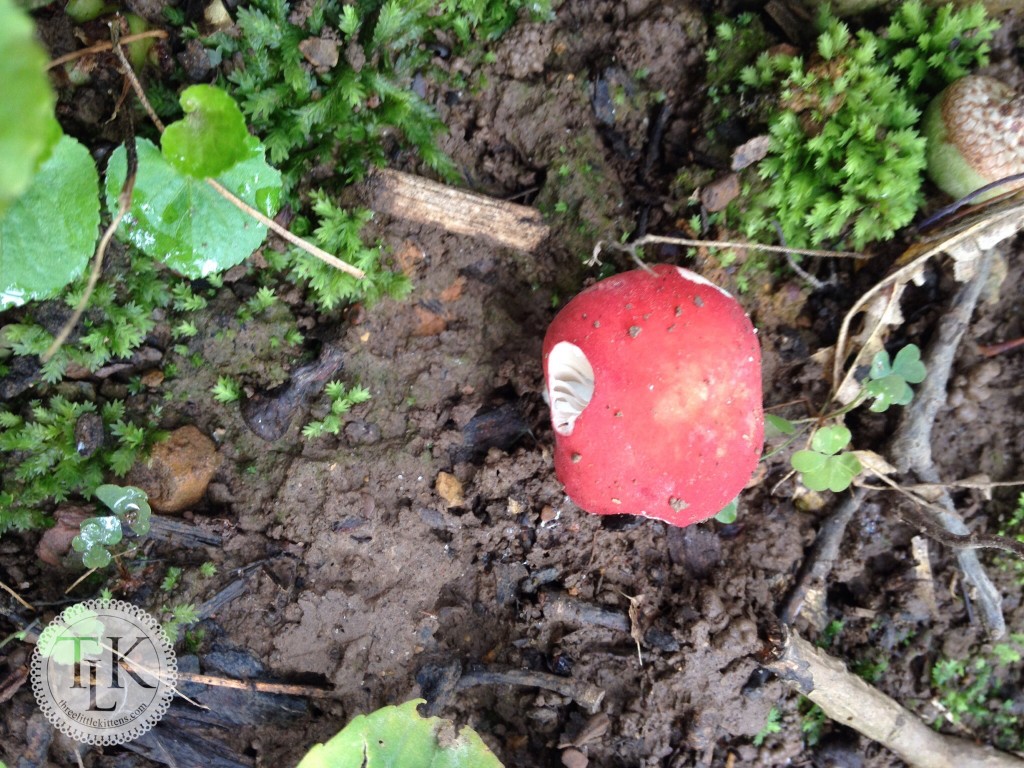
[547,341,595,436]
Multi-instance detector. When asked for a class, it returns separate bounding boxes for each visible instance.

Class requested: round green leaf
[713,498,739,525]
[0,134,100,309]
[791,449,827,475]
[161,85,256,178]
[297,699,504,768]
[865,375,913,412]
[106,138,282,278]
[0,0,61,215]
[96,484,152,535]
[891,344,926,384]
[809,425,852,456]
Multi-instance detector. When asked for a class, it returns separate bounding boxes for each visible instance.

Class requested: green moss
[704,1,997,252]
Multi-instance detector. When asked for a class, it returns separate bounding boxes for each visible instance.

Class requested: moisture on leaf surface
[0,0,61,215]
[72,516,123,569]
[161,85,257,179]
[296,699,503,768]
[0,134,100,309]
[95,484,152,535]
[105,137,282,278]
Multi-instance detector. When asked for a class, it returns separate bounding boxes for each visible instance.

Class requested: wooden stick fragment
[364,168,549,251]
[760,625,1024,768]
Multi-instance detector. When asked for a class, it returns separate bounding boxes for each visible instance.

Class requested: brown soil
[3,2,1024,767]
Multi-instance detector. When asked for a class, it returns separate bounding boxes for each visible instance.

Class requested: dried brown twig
[887,246,1006,638]
[760,624,1024,768]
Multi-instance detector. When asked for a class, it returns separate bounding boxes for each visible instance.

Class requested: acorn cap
[924,75,1024,201]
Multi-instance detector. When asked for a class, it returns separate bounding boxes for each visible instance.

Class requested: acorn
[923,75,1024,201]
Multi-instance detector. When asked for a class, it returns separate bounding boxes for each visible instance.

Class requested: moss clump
[707,1,997,252]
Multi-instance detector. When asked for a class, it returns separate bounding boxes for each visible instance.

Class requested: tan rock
[435,471,465,508]
[128,426,221,513]
[36,506,89,567]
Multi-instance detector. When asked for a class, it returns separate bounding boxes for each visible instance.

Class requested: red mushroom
[542,264,764,527]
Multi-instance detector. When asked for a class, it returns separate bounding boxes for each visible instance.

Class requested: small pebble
[562,748,588,768]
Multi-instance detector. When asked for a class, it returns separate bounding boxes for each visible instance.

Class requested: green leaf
[765,414,796,437]
[297,699,503,768]
[95,484,152,535]
[792,451,862,493]
[865,375,913,412]
[161,85,256,178]
[714,498,739,525]
[890,344,926,383]
[106,138,282,278]
[810,425,852,456]
[0,134,100,309]
[0,0,61,215]
[71,516,123,568]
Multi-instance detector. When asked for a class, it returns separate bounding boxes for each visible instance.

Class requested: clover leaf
[791,424,862,493]
[161,85,256,179]
[865,344,926,412]
[106,137,282,278]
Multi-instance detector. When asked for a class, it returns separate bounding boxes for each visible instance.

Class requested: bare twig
[363,167,548,251]
[888,247,1005,638]
[205,179,364,278]
[590,234,865,269]
[0,580,33,611]
[760,624,1024,768]
[175,671,335,700]
[46,29,168,71]
[456,668,605,713]
[778,488,868,625]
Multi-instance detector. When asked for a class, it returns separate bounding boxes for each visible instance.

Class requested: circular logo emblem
[31,600,177,745]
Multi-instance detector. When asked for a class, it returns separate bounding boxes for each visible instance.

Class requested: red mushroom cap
[542,264,764,527]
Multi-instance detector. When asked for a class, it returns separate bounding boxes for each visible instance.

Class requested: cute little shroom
[543,264,764,527]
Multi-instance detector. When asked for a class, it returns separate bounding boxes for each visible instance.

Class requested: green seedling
[302,382,371,439]
[713,498,739,524]
[296,699,502,768]
[211,376,242,404]
[865,344,927,412]
[753,706,783,746]
[0,398,162,534]
[105,86,282,279]
[72,484,151,569]
[773,344,927,493]
[791,425,862,493]
[929,635,1024,751]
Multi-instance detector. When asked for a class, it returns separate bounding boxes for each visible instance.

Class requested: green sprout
[302,382,371,439]
[211,376,242,404]
[71,484,151,569]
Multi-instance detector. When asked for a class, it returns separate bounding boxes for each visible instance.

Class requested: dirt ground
[3,1,1024,767]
